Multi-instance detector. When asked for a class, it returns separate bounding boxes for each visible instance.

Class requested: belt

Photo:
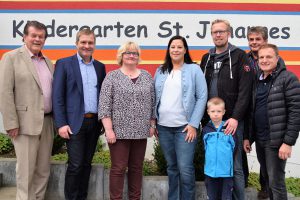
[44,112,52,116]
[84,113,97,118]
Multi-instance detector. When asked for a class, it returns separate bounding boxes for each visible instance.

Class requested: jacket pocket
[16,105,27,111]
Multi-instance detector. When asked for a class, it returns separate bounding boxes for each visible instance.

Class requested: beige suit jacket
[0,45,54,135]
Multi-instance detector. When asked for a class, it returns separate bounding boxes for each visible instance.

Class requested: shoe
[257,190,269,199]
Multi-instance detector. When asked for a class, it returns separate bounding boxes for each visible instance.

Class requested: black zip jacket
[244,60,300,147]
[200,46,253,125]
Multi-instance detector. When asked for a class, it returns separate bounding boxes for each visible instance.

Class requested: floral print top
[98,69,155,139]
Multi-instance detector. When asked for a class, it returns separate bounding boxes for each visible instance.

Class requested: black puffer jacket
[245,60,300,147]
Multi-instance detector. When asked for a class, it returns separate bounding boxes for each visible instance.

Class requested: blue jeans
[157,124,197,200]
[232,121,245,200]
[256,140,287,200]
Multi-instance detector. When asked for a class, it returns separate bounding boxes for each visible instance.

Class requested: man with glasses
[200,19,253,200]
[52,28,106,200]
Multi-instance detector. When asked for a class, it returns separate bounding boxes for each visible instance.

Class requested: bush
[143,159,160,176]
[52,134,66,155]
[0,133,14,154]
[286,177,300,197]
[152,129,205,181]
[248,172,300,197]
[152,139,167,175]
[92,150,111,169]
[52,152,68,161]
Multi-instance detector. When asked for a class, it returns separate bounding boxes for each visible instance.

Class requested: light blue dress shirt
[77,53,98,114]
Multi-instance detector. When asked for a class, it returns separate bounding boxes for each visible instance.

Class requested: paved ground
[0,187,16,200]
[0,186,300,200]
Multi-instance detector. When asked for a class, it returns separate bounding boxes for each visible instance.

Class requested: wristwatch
[150,124,157,129]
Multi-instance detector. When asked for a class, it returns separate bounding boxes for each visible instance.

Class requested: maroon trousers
[108,139,147,200]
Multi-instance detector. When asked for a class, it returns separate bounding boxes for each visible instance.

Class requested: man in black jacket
[244,44,300,200]
[200,19,253,200]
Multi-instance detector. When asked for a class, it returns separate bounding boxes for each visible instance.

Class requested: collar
[76,53,94,65]
[259,73,272,82]
[24,45,44,59]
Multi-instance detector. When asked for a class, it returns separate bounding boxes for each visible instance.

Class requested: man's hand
[279,143,292,160]
[58,125,72,139]
[243,139,252,153]
[224,118,238,135]
[7,128,19,139]
[183,125,197,143]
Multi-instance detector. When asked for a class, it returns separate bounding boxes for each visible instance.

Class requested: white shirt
[158,69,188,127]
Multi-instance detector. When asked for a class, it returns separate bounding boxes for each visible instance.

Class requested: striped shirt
[25,45,52,113]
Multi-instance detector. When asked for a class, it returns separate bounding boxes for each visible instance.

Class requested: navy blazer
[52,54,106,134]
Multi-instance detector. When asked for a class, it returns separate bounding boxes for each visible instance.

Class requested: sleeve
[98,72,114,120]
[52,59,68,128]
[0,53,19,130]
[150,75,156,119]
[231,51,253,121]
[189,66,208,128]
[283,72,300,146]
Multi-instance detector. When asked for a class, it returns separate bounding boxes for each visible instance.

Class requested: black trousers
[64,117,101,200]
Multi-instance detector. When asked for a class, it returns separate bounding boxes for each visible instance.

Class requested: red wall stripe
[0,2,300,12]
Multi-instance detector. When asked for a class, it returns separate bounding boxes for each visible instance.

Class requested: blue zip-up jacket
[203,121,235,178]
[154,63,207,128]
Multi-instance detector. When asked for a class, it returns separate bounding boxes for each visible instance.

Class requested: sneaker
[257,190,269,199]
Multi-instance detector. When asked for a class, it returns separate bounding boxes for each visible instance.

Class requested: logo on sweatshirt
[244,65,251,72]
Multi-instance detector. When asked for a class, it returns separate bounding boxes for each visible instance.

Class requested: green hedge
[0,133,13,154]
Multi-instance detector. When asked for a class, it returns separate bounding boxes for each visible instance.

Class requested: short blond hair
[211,19,231,32]
[258,43,279,57]
[117,41,141,66]
[207,97,225,109]
[76,28,96,44]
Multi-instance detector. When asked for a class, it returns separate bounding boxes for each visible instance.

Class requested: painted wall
[1,0,300,77]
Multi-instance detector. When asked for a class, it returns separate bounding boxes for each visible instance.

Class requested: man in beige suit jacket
[0,21,54,200]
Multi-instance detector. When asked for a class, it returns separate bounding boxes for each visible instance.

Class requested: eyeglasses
[123,51,139,57]
[211,30,228,36]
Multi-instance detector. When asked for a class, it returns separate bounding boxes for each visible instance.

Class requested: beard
[214,40,228,49]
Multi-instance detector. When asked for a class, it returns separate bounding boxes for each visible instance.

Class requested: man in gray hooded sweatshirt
[200,19,253,200]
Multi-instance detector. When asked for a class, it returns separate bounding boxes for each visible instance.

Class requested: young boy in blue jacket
[203,97,236,200]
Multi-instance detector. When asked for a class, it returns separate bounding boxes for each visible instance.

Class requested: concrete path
[0,187,16,200]
[0,187,299,200]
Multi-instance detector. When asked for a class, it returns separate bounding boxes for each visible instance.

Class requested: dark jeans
[259,168,269,193]
[65,117,101,200]
[255,140,287,200]
[232,121,245,200]
[108,139,147,200]
[205,175,233,200]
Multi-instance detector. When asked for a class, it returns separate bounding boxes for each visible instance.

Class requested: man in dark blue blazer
[52,28,106,200]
